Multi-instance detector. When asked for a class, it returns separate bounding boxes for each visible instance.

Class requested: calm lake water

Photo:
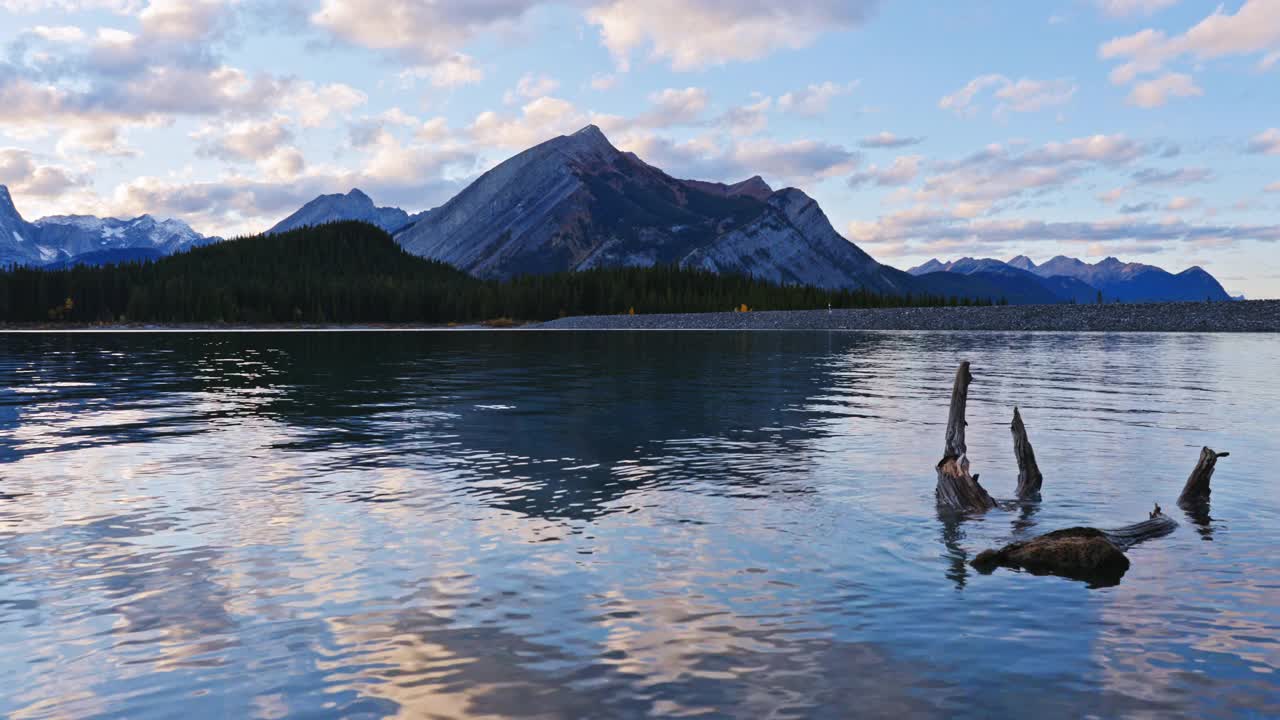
[1,331,1277,719]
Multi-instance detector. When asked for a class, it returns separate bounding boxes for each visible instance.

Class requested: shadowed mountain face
[268,188,412,235]
[392,125,914,294]
[0,185,217,268]
[910,255,1233,303]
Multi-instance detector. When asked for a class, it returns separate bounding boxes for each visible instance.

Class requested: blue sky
[0,0,1277,296]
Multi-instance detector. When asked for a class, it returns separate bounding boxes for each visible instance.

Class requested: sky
[0,1,1277,297]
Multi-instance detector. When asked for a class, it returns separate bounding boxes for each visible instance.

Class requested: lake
[1,330,1277,719]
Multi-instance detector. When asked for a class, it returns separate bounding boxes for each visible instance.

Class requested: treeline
[0,222,996,324]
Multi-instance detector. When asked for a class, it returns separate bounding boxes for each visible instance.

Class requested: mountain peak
[0,184,16,216]
[346,188,373,203]
[1007,255,1036,271]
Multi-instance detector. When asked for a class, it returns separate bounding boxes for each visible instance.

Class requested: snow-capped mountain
[0,185,219,267]
[267,189,411,235]
[910,254,1232,302]
[391,125,914,293]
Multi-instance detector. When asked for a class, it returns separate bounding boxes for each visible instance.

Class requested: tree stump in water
[936,362,997,511]
[971,514,1178,585]
[1011,407,1043,500]
[1177,447,1228,509]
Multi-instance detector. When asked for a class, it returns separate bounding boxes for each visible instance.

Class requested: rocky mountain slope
[393,125,915,294]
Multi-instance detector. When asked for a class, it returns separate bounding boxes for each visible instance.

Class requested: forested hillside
[0,222,987,324]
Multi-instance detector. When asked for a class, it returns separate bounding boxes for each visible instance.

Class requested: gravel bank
[539,300,1280,333]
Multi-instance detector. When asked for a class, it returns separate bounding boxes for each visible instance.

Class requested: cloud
[635,87,709,127]
[1096,0,1177,18]
[1166,195,1200,211]
[1100,1,1280,92]
[1247,128,1280,155]
[400,54,485,88]
[848,155,921,188]
[504,73,560,104]
[193,115,294,162]
[849,211,1280,259]
[1127,72,1201,107]
[28,25,87,42]
[310,0,539,63]
[620,133,860,186]
[55,125,135,157]
[589,73,618,91]
[585,0,880,70]
[1265,181,1280,193]
[467,96,597,149]
[716,95,772,136]
[281,81,367,127]
[0,0,141,11]
[858,132,924,149]
[777,81,857,116]
[0,147,85,198]
[139,0,236,41]
[917,134,1150,208]
[939,74,1076,116]
[1131,166,1213,185]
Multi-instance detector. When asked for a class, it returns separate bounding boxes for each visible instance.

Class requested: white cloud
[635,87,709,127]
[1247,128,1280,155]
[401,55,485,88]
[56,125,135,157]
[29,25,86,42]
[940,74,1076,116]
[282,81,368,128]
[468,97,593,149]
[1100,1,1280,92]
[777,81,857,116]
[1166,195,1199,211]
[1265,181,1280,193]
[193,116,294,162]
[139,0,236,41]
[848,155,921,188]
[859,132,924,149]
[504,73,560,104]
[311,0,538,62]
[1127,72,1202,107]
[585,0,880,71]
[0,147,84,198]
[621,132,861,186]
[1096,0,1178,18]
[589,73,618,91]
[717,95,772,136]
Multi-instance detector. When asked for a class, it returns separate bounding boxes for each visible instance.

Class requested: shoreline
[539,300,1280,333]
[1,300,1275,333]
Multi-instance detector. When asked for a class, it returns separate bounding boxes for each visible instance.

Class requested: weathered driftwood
[936,362,997,511]
[971,513,1177,585]
[1011,407,1043,500]
[1177,447,1228,508]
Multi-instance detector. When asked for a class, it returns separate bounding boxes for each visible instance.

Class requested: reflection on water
[1,330,1278,719]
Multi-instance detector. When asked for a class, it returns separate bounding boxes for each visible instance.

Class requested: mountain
[1031,256,1231,302]
[912,254,1233,303]
[392,125,914,294]
[908,256,1097,304]
[0,185,218,268]
[0,185,43,265]
[267,188,411,235]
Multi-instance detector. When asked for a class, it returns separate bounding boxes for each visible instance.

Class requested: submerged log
[971,513,1177,585]
[1011,407,1043,500]
[936,362,997,511]
[1177,447,1228,508]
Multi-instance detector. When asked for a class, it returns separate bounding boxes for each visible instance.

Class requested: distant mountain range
[908,255,1232,303]
[0,125,1237,303]
[0,185,217,268]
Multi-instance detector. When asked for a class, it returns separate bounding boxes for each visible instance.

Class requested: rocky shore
[539,300,1280,333]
